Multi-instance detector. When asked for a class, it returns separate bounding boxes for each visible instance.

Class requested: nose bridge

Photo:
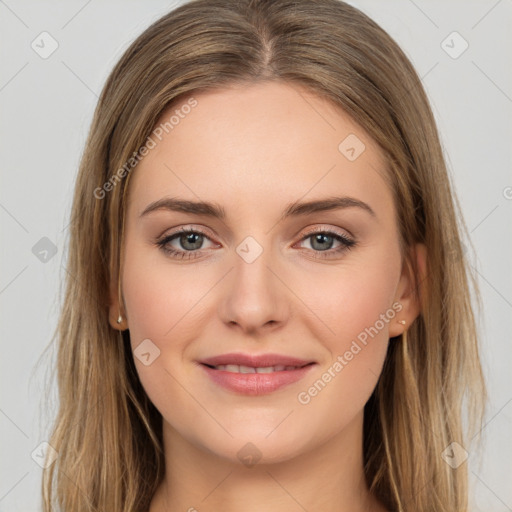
[220,233,288,331]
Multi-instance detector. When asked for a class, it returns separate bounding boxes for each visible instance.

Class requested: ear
[388,242,427,338]
[108,273,128,331]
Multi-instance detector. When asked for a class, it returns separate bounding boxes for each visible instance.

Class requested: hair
[41,0,486,510]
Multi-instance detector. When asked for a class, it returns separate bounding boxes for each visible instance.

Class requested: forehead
[127,81,391,221]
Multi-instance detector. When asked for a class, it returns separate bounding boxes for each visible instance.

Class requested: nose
[218,243,289,335]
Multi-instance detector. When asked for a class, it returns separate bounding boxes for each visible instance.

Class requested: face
[110,81,420,465]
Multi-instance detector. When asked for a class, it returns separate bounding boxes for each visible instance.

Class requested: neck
[150,410,387,512]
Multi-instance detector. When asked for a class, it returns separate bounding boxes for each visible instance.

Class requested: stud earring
[397,320,406,325]
[117,313,123,324]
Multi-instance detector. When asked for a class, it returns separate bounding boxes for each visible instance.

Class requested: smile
[200,362,316,395]
[207,364,308,373]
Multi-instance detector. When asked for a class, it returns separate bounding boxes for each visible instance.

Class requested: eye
[155,227,216,260]
[295,227,356,259]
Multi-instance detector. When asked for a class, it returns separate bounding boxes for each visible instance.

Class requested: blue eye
[156,226,356,260]
[156,227,214,260]
[296,228,356,258]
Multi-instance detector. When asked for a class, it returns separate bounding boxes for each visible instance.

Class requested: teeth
[213,364,301,373]
[255,367,274,373]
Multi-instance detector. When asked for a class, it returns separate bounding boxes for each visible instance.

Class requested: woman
[42,0,486,510]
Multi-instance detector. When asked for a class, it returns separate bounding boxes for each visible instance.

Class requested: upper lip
[199,353,315,368]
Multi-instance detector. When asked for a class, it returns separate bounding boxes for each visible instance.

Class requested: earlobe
[108,276,128,331]
[389,243,427,338]
[109,305,128,331]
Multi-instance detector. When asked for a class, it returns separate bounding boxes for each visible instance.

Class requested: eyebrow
[139,196,376,220]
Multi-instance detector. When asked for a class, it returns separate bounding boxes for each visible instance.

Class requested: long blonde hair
[41,0,486,510]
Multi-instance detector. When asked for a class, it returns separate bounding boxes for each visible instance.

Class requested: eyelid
[158,225,219,247]
[295,225,354,243]
[157,224,215,239]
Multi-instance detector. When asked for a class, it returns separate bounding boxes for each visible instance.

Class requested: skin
[109,81,426,512]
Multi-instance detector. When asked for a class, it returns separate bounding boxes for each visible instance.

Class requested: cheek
[122,238,207,342]
[121,250,197,421]
[294,249,400,410]
[300,252,400,350]
[121,241,218,402]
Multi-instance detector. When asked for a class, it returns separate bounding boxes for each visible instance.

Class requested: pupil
[182,233,202,250]
[312,233,333,251]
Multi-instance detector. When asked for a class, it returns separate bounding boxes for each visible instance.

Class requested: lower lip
[199,363,316,395]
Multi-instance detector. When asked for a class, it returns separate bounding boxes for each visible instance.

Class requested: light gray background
[1,1,511,510]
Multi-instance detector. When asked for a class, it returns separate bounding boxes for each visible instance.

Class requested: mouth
[198,359,317,395]
[199,352,316,369]
[201,362,314,373]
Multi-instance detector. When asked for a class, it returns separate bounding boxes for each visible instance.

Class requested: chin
[198,427,317,467]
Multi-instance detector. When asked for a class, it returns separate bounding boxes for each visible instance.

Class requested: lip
[198,352,317,396]
[199,352,315,368]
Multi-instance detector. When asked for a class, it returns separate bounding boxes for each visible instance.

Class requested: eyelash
[155,226,356,260]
